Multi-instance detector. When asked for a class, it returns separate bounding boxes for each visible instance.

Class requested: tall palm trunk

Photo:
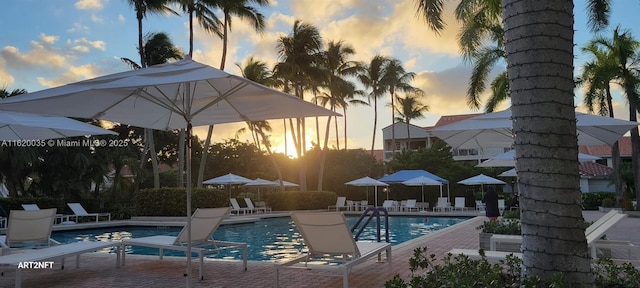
[135,8,160,189]
[369,97,378,174]
[406,121,411,149]
[628,96,640,210]
[317,110,333,192]
[504,0,593,285]
[343,107,348,150]
[334,113,340,149]
[390,90,396,159]
[605,87,623,205]
[197,13,230,188]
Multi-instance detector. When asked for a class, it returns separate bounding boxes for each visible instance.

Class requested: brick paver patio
[0,211,636,287]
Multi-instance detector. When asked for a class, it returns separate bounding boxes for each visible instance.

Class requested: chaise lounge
[122,207,248,280]
[274,211,391,288]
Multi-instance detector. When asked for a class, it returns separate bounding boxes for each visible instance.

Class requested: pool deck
[1,210,638,287]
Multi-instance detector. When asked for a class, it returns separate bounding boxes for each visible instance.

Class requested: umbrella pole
[421,185,425,202]
[375,186,378,207]
[185,123,193,288]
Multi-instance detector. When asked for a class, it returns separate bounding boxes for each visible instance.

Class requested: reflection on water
[52,216,467,262]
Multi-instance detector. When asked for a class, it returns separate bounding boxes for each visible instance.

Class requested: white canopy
[0,110,116,140]
[431,108,638,150]
[499,168,518,177]
[244,178,278,187]
[272,179,299,187]
[345,176,388,207]
[458,174,506,185]
[203,173,252,185]
[402,176,443,202]
[476,150,601,167]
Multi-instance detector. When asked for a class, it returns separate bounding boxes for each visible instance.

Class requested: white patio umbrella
[244,178,278,200]
[0,58,337,287]
[345,176,389,207]
[203,173,252,185]
[272,179,299,187]
[458,174,506,195]
[499,168,517,177]
[402,176,443,202]
[477,150,601,167]
[431,108,638,151]
[0,110,117,140]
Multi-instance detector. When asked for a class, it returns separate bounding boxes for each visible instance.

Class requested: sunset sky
[2,0,639,156]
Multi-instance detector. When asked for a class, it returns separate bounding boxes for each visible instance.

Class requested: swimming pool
[51,216,468,262]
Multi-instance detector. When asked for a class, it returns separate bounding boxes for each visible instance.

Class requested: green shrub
[385,247,640,288]
[502,209,520,219]
[601,198,615,208]
[582,192,616,210]
[477,219,521,235]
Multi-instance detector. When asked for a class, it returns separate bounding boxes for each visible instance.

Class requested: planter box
[479,232,521,253]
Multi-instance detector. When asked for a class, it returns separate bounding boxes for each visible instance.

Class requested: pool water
[51,216,467,262]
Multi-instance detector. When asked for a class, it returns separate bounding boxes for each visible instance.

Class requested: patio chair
[0,239,122,288]
[454,197,467,211]
[230,198,252,215]
[382,200,397,212]
[122,207,248,280]
[20,204,68,224]
[328,196,347,211]
[498,199,505,215]
[403,199,419,212]
[245,198,271,214]
[359,200,369,211]
[433,197,451,212]
[66,203,111,222]
[274,211,391,288]
[0,209,60,250]
[475,200,485,211]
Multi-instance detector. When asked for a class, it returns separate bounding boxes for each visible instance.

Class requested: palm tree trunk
[407,121,411,149]
[283,119,288,156]
[370,97,378,174]
[334,114,340,150]
[605,87,624,205]
[391,91,396,159]
[504,0,593,285]
[148,131,160,188]
[629,102,640,210]
[343,107,348,150]
[317,114,332,192]
[196,125,213,188]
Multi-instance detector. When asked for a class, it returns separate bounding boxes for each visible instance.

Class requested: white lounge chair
[403,199,419,212]
[122,207,248,280]
[433,197,451,212]
[382,200,397,212]
[454,197,467,211]
[328,196,347,211]
[67,203,111,222]
[1,208,60,249]
[245,198,271,214]
[20,204,68,224]
[0,208,121,287]
[275,211,391,288]
[230,198,252,215]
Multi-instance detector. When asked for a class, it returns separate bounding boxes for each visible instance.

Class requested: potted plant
[476,219,521,252]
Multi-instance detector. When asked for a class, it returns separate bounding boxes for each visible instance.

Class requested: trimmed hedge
[582,192,616,210]
[134,187,339,216]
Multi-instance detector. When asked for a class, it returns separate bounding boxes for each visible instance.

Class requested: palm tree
[393,91,429,147]
[415,0,612,285]
[235,57,286,192]
[313,40,361,191]
[579,38,624,205]
[125,0,176,189]
[586,27,640,208]
[120,31,183,188]
[174,0,222,188]
[340,89,367,150]
[357,55,389,168]
[274,20,324,192]
[197,0,270,188]
[383,58,416,160]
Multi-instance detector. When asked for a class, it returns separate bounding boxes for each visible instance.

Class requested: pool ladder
[351,207,390,243]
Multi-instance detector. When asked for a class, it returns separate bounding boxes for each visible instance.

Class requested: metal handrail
[351,207,389,242]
